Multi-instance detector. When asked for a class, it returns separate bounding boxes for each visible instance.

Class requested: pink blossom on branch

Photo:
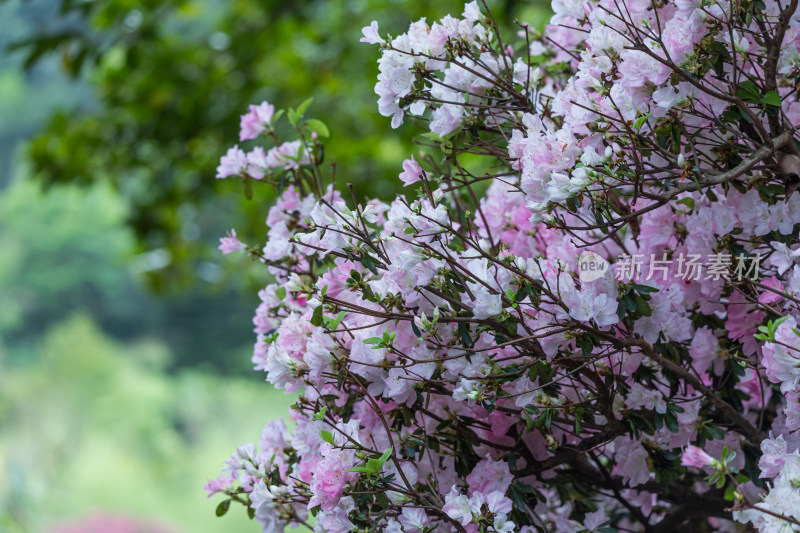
[239,101,275,141]
[398,155,424,186]
[218,229,246,254]
[215,145,247,178]
[680,445,715,468]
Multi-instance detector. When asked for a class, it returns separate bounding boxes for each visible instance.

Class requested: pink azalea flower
[681,445,715,468]
[203,474,235,497]
[360,21,383,44]
[760,436,789,478]
[239,101,275,141]
[443,487,472,526]
[763,316,800,393]
[759,276,785,304]
[399,156,424,186]
[466,455,512,496]
[216,145,247,178]
[307,446,355,512]
[218,229,246,254]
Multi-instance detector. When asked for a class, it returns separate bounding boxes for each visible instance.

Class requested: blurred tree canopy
[0,0,90,183]
[0,178,258,372]
[4,0,550,288]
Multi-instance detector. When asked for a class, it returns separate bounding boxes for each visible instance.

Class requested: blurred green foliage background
[0,0,549,531]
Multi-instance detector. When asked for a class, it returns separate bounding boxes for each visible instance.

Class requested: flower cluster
[209,1,800,531]
[733,435,800,530]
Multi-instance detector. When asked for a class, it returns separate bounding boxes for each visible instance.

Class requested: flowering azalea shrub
[207,0,800,531]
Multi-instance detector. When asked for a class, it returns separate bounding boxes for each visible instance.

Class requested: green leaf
[347,447,393,475]
[296,97,314,118]
[277,171,287,195]
[631,283,659,293]
[311,305,324,327]
[361,253,379,275]
[320,430,335,445]
[327,311,347,330]
[419,132,442,140]
[634,113,650,131]
[515,283,529,302]
[215,499,231,517]
[706,425,726,440]
[345,466,372,473]
[364,337,381,344]
[762,90,781,106]
[271,109,285,124]
[736,80,761,103]
[364,458,383,473]
[721,107,741,123]
[635,294,652,317]
[664,412,679,433]
[306,118,330,138]
[376,447,393,467]
[578,335,594,356]
[458,323,474,348]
